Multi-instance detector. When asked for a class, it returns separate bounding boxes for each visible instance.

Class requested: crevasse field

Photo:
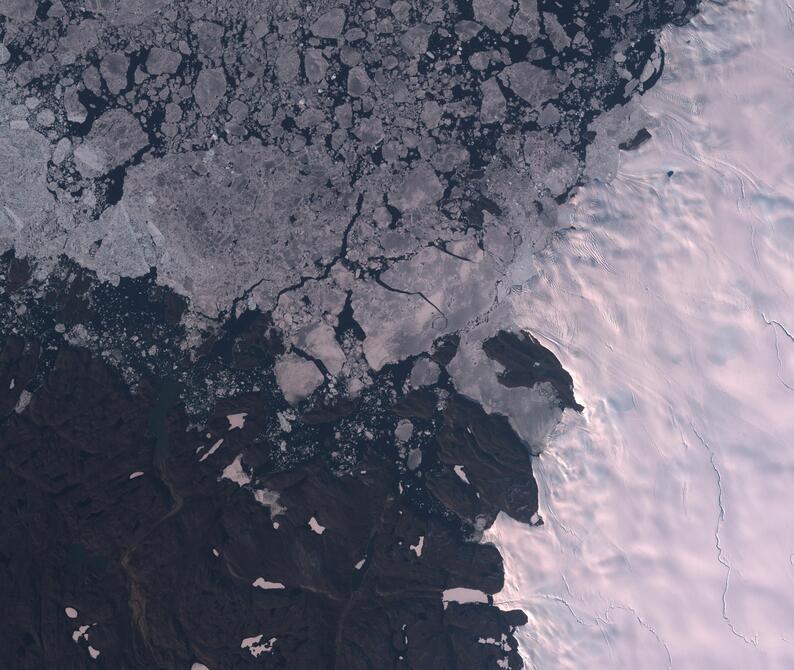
[486,0,794,667]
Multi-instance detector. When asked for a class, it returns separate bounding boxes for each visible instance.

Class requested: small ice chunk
[410,358,440,387]
[407,448,422,471]
[354,558,366,570]
[409,535,424,557]
[146,47,182,75]
[346,65,371,97]
[129,471,144,480]
[388,163,443,212]
[277,411,294,433]
[14,390,32,414]
[52,137,72,164]
[65,607,78,619]
[226,412,248,430]
[191,665,210,670]
[298,322,346,376]
[253,578,285,590]
[274,354,324,404]
[194,68,226,116]
[395,419,413,442]
[88,646,100,659]
[311,8,346,38]
[100,52,128,94]
[308,516,326,535]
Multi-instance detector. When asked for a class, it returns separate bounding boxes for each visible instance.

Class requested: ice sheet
[486,1,794,668]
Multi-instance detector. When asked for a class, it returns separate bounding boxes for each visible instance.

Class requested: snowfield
[486,1,794,668]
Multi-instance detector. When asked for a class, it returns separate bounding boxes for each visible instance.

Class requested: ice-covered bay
[486,1,794,667]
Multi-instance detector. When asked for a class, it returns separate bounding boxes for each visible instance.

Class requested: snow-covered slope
[486,1,794,667]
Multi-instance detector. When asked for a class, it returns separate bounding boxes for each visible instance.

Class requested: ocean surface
[487,1,794,667]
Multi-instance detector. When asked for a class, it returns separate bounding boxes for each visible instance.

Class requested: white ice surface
[274,354,324,404]
[241,634,276,657]
[442,587,490,606]
[485,2,794,668]
[308,516,326,535]
[226,412,247,430]
[453,465,470,485]
[198,438,223,463]
[221,454,250,486]
[252,578,285,590]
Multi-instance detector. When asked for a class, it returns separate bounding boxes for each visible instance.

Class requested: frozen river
[487,1,794,667]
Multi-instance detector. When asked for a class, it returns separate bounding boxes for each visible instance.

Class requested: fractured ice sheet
[354,242,502,370]
[0,0,709,666]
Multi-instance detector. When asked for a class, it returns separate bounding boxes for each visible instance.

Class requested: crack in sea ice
[691,426,759,647]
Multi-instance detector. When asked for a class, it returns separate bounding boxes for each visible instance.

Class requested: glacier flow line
[761,312,794,392]
[691,425,758,646]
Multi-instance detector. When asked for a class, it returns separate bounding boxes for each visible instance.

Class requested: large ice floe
[486,1,794,667]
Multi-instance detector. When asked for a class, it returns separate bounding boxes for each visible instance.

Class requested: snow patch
[226,412,247,430]
[253,578,285,590]
[308,516,326,535]
[221,455,285,517]
[241,634,276,657]
[72,624,91,643]
[221,454,251,486]
[442,587,489,606]
[253,488,285,516]
[453,465,469,484]
[198,438,223,462]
